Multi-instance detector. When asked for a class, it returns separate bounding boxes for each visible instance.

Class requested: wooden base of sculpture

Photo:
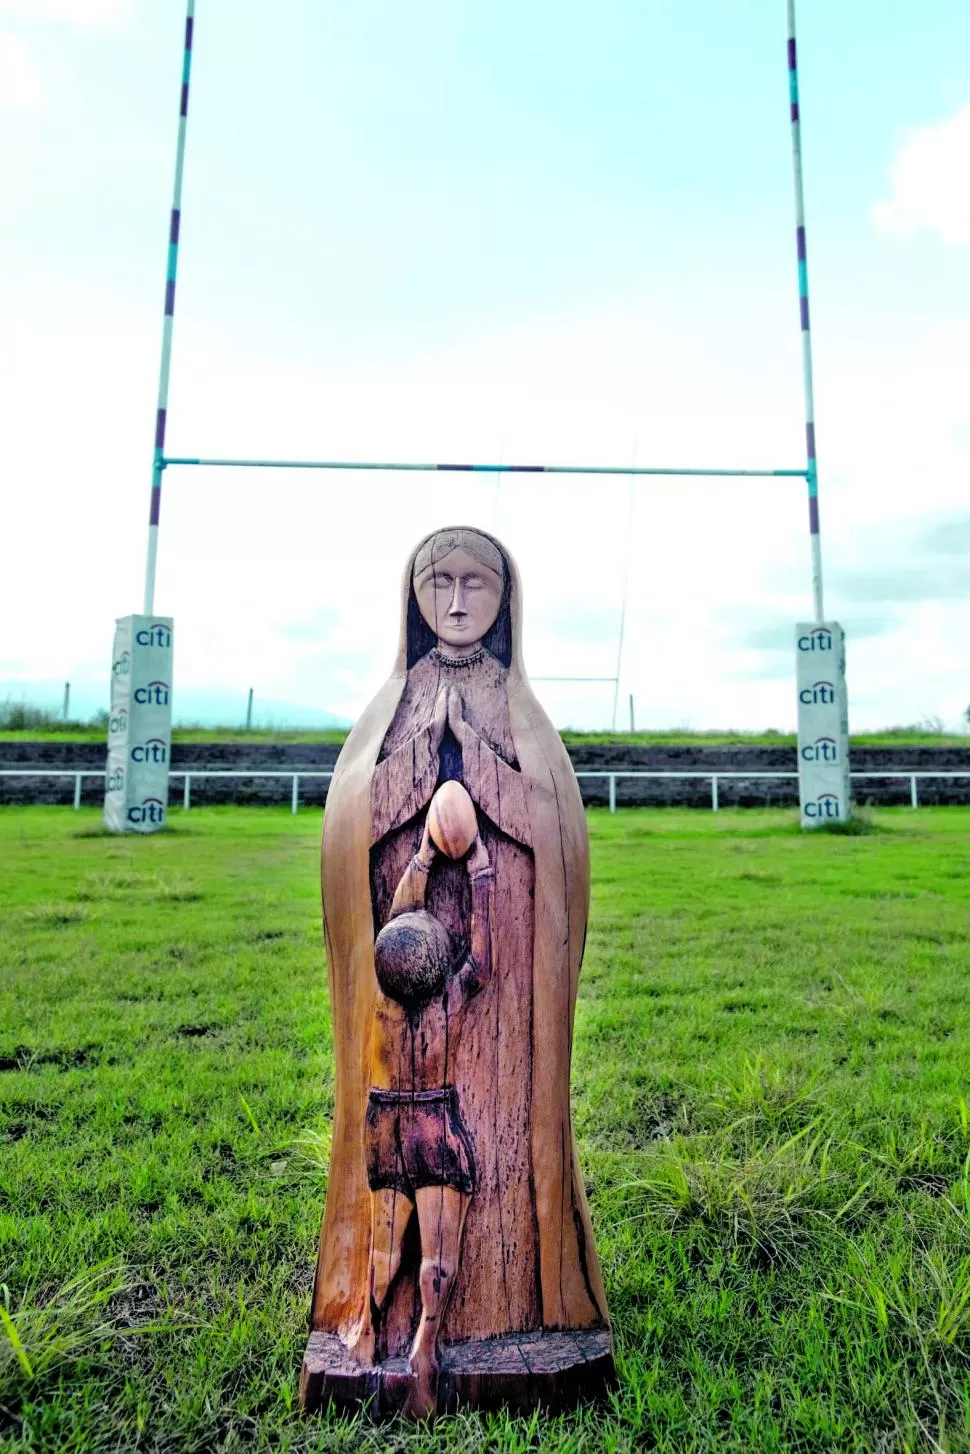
[299,1329,615,1418]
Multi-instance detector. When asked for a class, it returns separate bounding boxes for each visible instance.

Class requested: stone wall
[2,740,969,808]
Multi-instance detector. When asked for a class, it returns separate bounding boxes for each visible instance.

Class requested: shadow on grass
[812,806,883,836]
[734,806,899,838]
[0,1260,172,1406]
[72,825,199,839]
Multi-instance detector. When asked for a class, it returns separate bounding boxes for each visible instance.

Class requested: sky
[1,0,969,731]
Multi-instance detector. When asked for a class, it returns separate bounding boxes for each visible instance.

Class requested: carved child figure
[354,780,492,1417]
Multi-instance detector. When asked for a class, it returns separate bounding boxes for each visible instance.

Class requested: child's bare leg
[405,1186,469,1416]
[351,1188,413,1364]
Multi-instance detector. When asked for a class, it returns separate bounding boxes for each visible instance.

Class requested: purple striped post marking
[145,0,195,614]
[787,0,824,621]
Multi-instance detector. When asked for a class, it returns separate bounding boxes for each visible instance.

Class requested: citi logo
[797,628,833,652]
[127,797,166,826]
[107,766,125,792]
[109,707,129,735]
[801,736,839,763]
[133,680,170,706]
[131,737,168,765]
[804,792,841,820]
[135,623,172,648]
[112,650,130,677]
[799,680,835,705]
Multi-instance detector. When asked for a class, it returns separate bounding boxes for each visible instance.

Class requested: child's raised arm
[456,837,493,999]
[388,817,437,917]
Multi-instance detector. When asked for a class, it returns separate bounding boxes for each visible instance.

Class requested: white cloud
[873,105,970,246]
[0,32,42,107]
[0,0,129,26]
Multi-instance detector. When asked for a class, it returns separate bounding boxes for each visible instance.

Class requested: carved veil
[310,527,608,1353]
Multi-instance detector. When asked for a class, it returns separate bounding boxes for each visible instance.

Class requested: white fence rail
[3,767,970,814]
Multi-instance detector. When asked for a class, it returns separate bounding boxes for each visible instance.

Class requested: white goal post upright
[145,0,194,619]
[787,0,823,627]
[103,0,192,834]
[787,0,850,824]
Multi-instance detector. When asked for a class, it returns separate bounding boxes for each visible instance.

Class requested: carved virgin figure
[300,528,614,1418]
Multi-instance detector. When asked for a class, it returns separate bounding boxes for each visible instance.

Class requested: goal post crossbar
[159,457,808,479]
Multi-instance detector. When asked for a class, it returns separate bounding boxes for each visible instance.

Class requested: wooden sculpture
[300,527,615,1419]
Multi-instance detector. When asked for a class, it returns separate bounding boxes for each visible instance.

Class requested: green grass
[2,806,970,1451]
[557,727,970,748]
[3,726,967,747]
[0,724,348,745]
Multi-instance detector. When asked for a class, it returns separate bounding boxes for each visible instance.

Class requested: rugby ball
[427,781,478,859]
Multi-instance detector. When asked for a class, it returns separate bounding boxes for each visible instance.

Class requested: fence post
[183,774,191,810]
[910,775,918,809]
[711,774,719,812]
[292,774,299,815]
[608,774,616,814]
[73,773,82,811]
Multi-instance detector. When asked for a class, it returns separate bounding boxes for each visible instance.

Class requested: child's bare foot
[403,1351,439,1419]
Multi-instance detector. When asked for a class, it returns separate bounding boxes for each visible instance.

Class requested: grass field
[2,805,970,1451]
[2,725,968,748]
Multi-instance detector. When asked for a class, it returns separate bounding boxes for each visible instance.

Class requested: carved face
[413,547,504,657]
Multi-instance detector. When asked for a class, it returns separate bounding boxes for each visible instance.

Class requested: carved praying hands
[428,683,491,759]
[429,685,450,755]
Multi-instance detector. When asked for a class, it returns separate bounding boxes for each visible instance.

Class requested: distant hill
[171,689,351,730]
[0,680,350,730]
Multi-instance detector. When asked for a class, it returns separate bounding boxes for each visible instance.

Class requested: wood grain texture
[303,528,613,1417]
[299,1328,616,1418]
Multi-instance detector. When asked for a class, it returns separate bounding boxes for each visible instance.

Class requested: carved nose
[448,578,467,617]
